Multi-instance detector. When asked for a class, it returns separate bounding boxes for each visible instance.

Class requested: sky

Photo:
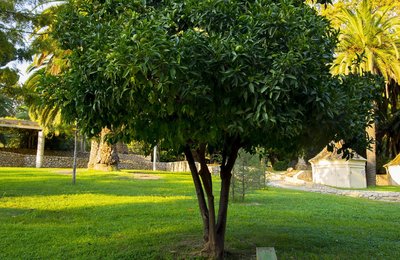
[7,60,30,84]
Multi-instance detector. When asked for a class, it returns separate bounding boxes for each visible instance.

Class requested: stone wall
[163,161,198,172]
[0,150,220,173]
[0,150,88,168]
[0,151,26,167]
[162,161,220,174]
[119,155,202,172]
[118,154,154,170]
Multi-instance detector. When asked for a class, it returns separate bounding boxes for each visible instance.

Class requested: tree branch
[0,24,49,36]
[184,144,209,242]
[220,137,242,175]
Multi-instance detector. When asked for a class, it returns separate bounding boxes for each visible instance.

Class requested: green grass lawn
[366,185,400,192]
[1,168,399,259]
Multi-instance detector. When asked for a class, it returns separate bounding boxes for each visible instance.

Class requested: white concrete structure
[384,154,400,186]
[309,147,367,188]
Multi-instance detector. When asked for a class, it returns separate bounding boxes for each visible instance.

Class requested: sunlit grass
[1,167,399,259]
[336,185,400,192]
[369,185,400,192]
[1,194,190,210]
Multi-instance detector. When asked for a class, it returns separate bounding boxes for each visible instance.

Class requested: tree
[327,0,400,185]
[45,0,378,258]
[0,0,31,116]
[231,149,266,202]
[1,1,61,114]
[20,2,120,170]
[0,69,17,116]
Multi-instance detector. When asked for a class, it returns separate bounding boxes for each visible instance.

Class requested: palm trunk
[87,128,119,171]
[366,122,376,186]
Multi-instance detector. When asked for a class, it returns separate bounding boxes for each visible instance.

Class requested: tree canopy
[322,0,400,167]
[41,0,380,258]
[50,0,375,152]
[0,0,53,117]
[331,0,400,80]
[0,0,30,116]
[23,2,71,133]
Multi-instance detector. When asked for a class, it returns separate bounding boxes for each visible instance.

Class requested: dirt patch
[54,171,161,180]
[167,236,204,259]
[131,173,162,180]
[55,170,72,175]
[296,170,312,182]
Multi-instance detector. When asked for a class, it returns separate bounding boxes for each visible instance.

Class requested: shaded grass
[1,167,399,259]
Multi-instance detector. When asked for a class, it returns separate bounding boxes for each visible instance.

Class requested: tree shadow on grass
[0,200,204,259]
[2,197,398,259]
[1,170,400,258]
[226,189,400,259]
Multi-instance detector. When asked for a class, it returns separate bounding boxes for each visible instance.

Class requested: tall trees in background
[19,2,120,168]
[0,0,37,117]
[322,0,400,184]
[23,4,71,134]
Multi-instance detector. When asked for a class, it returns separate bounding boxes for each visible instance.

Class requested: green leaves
[45,0,375,156]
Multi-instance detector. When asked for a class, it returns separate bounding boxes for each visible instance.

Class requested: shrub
[273,160,289,171]
[231,150,267,201]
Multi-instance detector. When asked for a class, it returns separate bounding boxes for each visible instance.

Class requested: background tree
[44,0,379,258]
[0,0,33,117]
[231,149,266,202]
[325,0,400,184]
[0,0,60,116]
[20,2,120,169]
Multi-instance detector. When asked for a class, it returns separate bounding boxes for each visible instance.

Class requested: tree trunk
[366,122,376,186]
[184,145,209,242]
[184,139,241,259]
[72,126,78,184]
[214,168,232,259]
[88,139,99,169]
[215,141,240,259]
[87,128,119,171]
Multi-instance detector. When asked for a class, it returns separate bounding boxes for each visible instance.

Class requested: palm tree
[331,1,400,79]
[25,52,120,170]
[329,0,400,186]
[24,54,67,132]
[24,4,120,170]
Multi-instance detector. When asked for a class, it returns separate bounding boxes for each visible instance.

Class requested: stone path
[267,174,400,203]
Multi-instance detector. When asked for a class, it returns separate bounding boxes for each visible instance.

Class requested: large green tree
[44,0,378,258]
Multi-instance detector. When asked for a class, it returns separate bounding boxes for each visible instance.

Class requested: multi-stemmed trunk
[184,139,241,259]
